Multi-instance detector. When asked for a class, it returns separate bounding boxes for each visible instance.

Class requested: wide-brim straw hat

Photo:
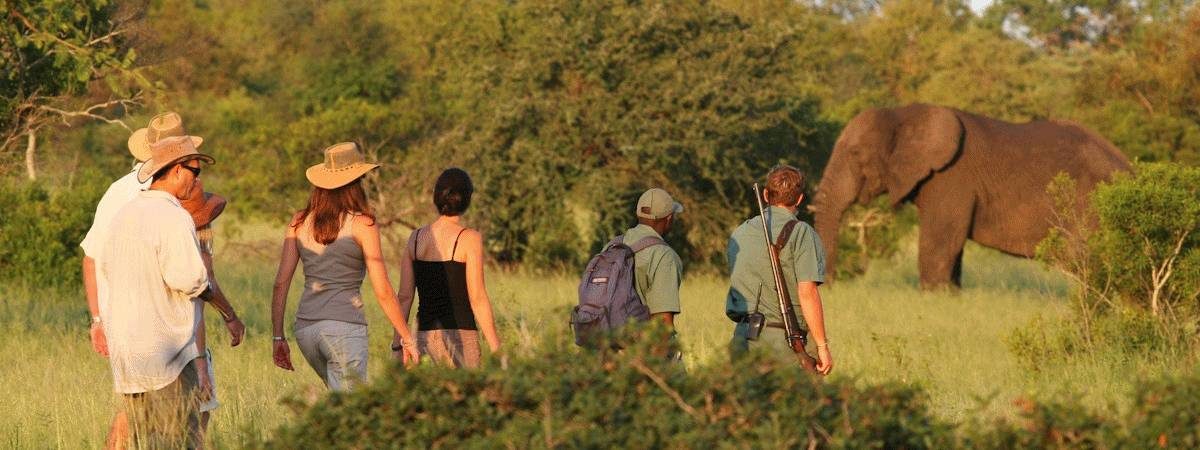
[305,142,379,189]
[180,181,227,228]
[137,135,215,183]
[127,112,203,162]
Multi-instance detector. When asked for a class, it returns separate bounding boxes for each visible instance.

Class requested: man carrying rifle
[725,165,833,375]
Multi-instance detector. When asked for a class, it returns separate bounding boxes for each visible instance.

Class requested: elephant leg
[916,198,974,290]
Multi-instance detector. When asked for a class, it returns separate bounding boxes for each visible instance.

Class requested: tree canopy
[5,0,1198,268]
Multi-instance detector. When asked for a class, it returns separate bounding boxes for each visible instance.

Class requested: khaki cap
[305,142,379,190]
[127,112,203,162]
[636,188,684,220]
[137,135,215,183]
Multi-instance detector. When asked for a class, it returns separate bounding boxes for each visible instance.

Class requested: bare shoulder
[460,227,485,251]
[288,211,306,227]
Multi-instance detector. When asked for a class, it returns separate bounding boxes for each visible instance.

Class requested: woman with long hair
[271,142,418,390]
[395,168,501,368]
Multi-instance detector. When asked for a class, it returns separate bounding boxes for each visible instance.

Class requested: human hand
[403,345,419,367]
[90,322,109,357]
[273,339,294,370]
[195,358,213,402]
[225,317,245,347]
[816,345,833,376]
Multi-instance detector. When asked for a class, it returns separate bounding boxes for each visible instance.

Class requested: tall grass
[0,220,1183,448]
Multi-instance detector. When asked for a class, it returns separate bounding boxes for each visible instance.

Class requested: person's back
[294,214,368,328]
[102,190,208,392]
[397,168,502,368]
[725,165,832,375]
[269,142,419,390]
[412,225,475,331]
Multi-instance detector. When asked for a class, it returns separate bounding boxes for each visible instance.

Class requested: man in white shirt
[82,111,197,357]
[80,112,203,449]
[99,134,215,448]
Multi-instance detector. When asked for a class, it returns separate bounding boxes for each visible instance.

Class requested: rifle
[753,183,819,373]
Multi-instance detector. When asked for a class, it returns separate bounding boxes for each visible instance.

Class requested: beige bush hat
[305,142,379,189]
[637,188,684,220]
[137,135,215,183]
[127,112,203,162]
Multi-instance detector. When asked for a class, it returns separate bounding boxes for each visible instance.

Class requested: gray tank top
[295,214,368,329]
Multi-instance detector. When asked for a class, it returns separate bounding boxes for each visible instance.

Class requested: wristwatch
[91,315,102,325]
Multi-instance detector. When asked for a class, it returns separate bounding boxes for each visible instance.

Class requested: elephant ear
[885,106,963,206]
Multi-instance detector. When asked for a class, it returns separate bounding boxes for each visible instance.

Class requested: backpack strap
[628,236,666,253]
[773,220,800,252]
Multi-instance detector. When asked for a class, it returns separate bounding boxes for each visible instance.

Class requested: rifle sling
[773,219,799,252]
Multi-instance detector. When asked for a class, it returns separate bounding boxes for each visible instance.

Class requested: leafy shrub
[1036,163,1200,350]
[832,200,917,279]
[0,174,106,288]
[263,326,951,449]
[965,370,1200,449]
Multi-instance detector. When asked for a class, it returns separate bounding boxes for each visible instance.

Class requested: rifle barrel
[752,183,800,348]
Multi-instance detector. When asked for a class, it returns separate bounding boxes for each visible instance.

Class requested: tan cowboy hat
[127,112,203,162]
[180,179,227,228]
[305,142,379,189]
[137,135,215,183]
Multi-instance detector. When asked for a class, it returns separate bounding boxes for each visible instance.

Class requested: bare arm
[201,251,244,346]
[83,256,99,317]
[82,256,107,356]
[463,230,501,352]
[200,252,235,319]
[393,231,418,346]
[270,224,301,339]
[194,299,212,396]
[353,217,418,347]
[270,218,301,371]
[650,313,675,328]
[797,281,832,375]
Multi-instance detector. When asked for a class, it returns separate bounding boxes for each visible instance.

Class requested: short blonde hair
[765,164,806,206]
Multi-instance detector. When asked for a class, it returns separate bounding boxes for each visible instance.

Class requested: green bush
[965,369,1200,449]
[1037,163,1200,351]
[264,325,1200,448]
[263,326,951,449]
[0,174,106,288]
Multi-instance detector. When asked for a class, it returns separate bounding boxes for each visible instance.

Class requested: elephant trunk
[811,150,862,283]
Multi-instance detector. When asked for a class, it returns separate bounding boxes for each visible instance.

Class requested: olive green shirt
[622,224,682,315]
[725,206,825,329]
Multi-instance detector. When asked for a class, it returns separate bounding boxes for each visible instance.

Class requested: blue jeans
[295,320,369,391]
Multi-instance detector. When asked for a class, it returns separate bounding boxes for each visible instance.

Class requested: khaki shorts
[121,360,201,448]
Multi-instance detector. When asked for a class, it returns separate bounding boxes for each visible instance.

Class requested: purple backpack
[571,235,665,347]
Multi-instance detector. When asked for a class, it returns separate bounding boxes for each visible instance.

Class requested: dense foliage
[0,173,107,287]
[264,327,1200,448]
[0,0,140,177]
[265,327,952,449]
[1021,163,1199,377]
[5,0,1200,271]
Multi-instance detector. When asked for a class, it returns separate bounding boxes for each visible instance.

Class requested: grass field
[0,220,1182,448]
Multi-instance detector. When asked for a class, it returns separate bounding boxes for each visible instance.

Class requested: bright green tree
[0,0,142,180]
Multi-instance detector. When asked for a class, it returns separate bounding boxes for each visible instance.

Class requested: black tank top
[412,228,477,331]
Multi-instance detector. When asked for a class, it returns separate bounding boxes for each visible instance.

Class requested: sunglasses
[179,164,202,178]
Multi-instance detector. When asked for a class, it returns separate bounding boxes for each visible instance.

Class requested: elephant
[811,103,1130,289]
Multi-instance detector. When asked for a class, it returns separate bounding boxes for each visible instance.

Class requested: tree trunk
[25,131,37,181]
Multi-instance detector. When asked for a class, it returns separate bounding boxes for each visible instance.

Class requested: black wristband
[390,344,402,351]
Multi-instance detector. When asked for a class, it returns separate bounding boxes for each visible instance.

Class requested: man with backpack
[726,165,833,375]
[573,188,684,352]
